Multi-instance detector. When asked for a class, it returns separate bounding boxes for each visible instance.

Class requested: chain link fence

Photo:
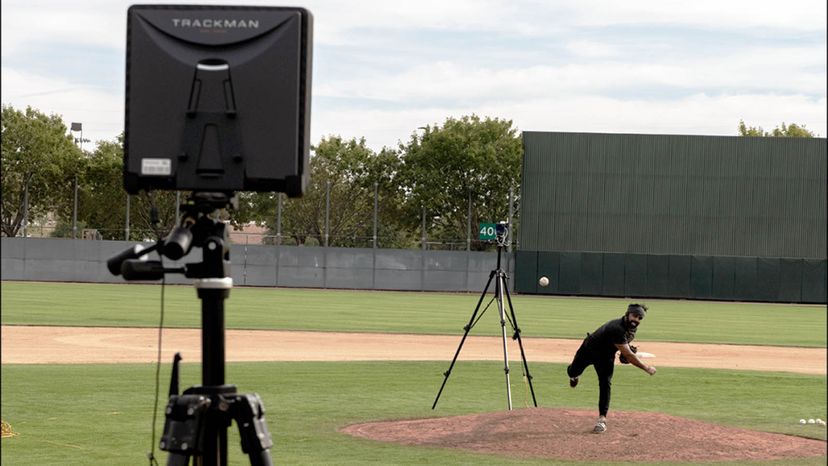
[7,185,519,252]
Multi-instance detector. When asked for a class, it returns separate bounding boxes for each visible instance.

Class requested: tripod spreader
[161,383,273,466]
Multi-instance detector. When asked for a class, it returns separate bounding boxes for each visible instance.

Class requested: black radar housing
[124,4,313,197]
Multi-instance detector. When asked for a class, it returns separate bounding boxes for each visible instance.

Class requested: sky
[2,0,826,152]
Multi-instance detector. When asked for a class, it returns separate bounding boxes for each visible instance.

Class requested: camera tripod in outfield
[109,193,273,466]
[432,238,538,410]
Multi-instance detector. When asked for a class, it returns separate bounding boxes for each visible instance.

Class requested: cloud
[1,68,124,145]
[510,93,827,137]
[318,39,826,104]
[312,93,827,151]
[1,0,825,153]
[556,0,827,31]
[1,1,126,52]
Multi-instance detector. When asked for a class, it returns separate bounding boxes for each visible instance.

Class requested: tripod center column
[196,277,233,386]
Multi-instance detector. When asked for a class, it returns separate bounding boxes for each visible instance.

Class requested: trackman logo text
[171,18,260,29]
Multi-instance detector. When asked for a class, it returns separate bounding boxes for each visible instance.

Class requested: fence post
[275,193,282,286]
[325,181,330,247]
[372,183,378,290]
[373,182,378,249]
[72,175,78,239]
[276,193,282,246]
[420,206,426,290]
[22,181,28,237]
[421,207,426,250]
[125,195,131,241]
[467,190,472,251]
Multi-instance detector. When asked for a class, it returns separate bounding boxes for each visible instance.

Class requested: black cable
[147,259,166,466]
[145,190,179,464]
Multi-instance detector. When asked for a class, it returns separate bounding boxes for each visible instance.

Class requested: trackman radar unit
[124,5,313,197]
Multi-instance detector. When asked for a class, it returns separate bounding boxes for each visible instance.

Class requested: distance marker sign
[479,223,496,241]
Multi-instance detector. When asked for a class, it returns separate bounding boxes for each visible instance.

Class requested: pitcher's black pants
[566,340,615,416]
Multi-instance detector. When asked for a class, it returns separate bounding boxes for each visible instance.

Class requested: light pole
[70,122,83,239]
[69,123,91,239]
[417,126,428,251]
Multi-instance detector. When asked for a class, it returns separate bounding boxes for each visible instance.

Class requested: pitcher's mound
[341,408,826,462]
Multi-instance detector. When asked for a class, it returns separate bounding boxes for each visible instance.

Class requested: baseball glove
[619,345,638,364]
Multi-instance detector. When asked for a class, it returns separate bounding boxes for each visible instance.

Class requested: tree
[397,114,522,249]
[232,136,410,247]
[1,105,82,236]
[71,135,177,240]
[67,133,178,241]
[278,136,404,246]
[738,120,816,137]
[58,137,123,239]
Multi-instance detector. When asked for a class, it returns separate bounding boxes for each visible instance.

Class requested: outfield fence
[0,237,513,292]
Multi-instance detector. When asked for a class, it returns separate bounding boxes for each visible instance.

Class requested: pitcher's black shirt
[582,317,636,355]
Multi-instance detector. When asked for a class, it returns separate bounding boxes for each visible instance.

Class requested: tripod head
[107,191,236,281]
[494,221,509,248]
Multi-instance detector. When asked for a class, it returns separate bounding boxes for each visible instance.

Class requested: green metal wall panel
[520,132,827,259]
[518,131,825,302]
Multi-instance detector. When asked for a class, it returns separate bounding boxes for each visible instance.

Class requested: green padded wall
[516,132,827,303]
[515,252,826,303]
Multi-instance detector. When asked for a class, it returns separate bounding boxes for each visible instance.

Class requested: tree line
[1,105,522,249]
[2,105,816,246]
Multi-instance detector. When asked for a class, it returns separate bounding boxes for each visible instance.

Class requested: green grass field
[2,362,826,465]
[1,281,826,346]
[1,281,826,465]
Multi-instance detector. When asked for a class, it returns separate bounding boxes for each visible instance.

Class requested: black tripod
[432,243,538,410]
[108,192,273,466]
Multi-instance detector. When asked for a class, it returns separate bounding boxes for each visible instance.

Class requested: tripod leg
[159,394,211,466]
[503,278,538,407]
[232,394,273,466]
[432,270,496,410]
[495,272,513,410]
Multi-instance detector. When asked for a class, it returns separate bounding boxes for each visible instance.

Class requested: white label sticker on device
[141,158,172,176]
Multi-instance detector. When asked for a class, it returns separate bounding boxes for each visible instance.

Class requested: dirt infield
[343,408,828,462]
[2,325,826,462]
[2,325,825,375]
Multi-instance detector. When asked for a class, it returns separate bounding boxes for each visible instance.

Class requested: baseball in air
[538,276,549,287]
[800,419,807,424]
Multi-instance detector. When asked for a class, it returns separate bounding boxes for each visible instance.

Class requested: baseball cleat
[569,376,579,388]
[592,420,607,434]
